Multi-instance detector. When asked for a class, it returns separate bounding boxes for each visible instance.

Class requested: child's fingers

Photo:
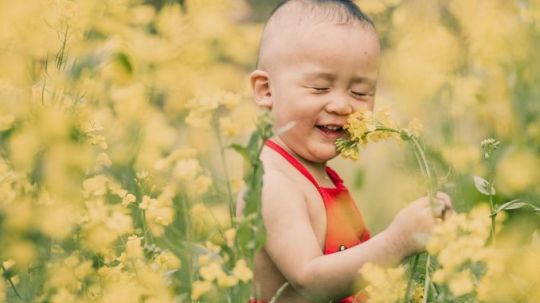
[434,192,453,219]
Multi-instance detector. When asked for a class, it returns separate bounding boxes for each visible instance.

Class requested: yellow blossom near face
[233,259,253,283]
[191,280,213,300]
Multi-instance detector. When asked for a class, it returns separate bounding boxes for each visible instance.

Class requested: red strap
[265,140,321,188]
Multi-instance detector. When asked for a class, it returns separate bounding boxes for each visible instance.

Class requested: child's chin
[311,144,339,162]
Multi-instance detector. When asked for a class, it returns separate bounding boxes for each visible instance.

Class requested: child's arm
[261,169,447,302]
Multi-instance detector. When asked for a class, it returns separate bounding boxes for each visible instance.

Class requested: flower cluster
[359,263,407,303]
[336,107,423,161]
[427,205,494,298]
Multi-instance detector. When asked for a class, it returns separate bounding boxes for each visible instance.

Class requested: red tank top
[250,140,371,303]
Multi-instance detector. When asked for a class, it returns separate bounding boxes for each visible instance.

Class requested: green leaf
[116,52,133,73]
[473,176,496,196]
[492,199,540,217]
[229,144,249,161]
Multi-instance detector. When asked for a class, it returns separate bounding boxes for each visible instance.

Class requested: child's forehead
[262,22,379,75]
[258,2,378,72]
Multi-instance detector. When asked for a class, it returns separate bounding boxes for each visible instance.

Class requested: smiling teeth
[323,125,341,131]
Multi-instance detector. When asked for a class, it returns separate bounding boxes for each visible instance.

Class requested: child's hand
[384,192,453,256]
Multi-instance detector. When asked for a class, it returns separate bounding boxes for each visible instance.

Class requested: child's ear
[249,70,273,109]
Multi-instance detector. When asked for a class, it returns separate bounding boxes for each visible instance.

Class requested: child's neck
[272,137,333,187]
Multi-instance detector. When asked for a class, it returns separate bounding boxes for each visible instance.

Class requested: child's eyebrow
[351,76,377,86]
[302,72,336,81]
[302,72,376,86]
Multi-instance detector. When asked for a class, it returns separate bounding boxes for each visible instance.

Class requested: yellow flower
[198,254,211,266]
[217,274,238,288]
[199,261,225,282]
[82,175,109,198]
[105,210,133,235]
[448,270,474,297]
[191,280,213,300]
[359,262,406,303]
[122,193,136,207]
[155,250,181,270]
[187,175,213,197]
[337,107,408,160]
[233,259,253,283]
[125,235,144,259]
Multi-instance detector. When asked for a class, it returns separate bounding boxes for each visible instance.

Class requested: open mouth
[315,124,345,138]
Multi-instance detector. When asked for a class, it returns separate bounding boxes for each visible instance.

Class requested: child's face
[257,21,380,163]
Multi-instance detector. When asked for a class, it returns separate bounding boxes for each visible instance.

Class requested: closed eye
[312,87,329,93]
[352,91,369,97]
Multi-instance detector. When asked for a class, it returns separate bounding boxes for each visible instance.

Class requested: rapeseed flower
[336,107,418,161]
[359,262,407,303]
[233,259,253,283]
[191,280,213,300]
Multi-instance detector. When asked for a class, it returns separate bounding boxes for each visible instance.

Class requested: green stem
[403,254,420,303]
[213,116,235,227]
[1,264,22,299]
[422,255,431,303]
[484,147,497,245]
[370,129,438,303]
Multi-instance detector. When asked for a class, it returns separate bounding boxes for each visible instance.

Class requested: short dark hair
[269,0,374,27]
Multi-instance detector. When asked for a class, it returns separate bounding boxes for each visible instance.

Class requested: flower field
[0,0,539,302]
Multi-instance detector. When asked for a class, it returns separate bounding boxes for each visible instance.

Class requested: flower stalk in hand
[335,107,446,302]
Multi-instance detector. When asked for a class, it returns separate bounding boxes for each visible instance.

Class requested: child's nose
[325,95,353,115]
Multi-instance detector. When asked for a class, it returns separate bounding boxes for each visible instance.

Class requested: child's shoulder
[262,167,303,197]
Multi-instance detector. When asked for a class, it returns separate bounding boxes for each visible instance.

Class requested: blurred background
[0,0,539,301]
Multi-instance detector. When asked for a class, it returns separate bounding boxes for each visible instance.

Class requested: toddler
[237,1,452,302]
